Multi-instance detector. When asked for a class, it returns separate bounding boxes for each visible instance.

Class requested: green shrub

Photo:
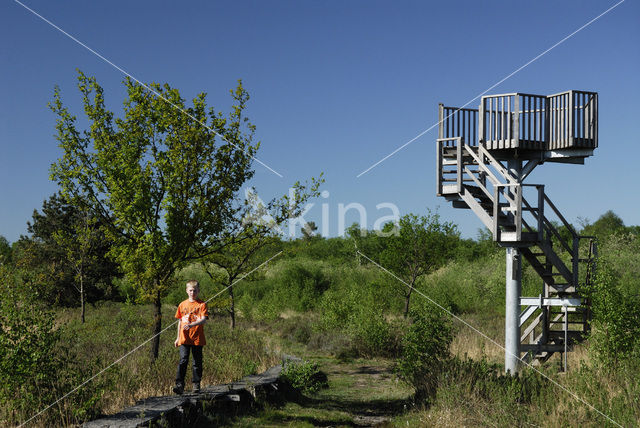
[583,261,640,366]
[278,262,330,311]
[395,304,454,401]
[282,360,328,394]
[316,274,401,358]
[0,267,107,426]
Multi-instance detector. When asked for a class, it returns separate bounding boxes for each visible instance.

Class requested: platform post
[505,159,522,375]
[505,246,522,374]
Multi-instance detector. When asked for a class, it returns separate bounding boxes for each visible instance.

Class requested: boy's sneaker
[172,383,184,395]
[192,383,201,393]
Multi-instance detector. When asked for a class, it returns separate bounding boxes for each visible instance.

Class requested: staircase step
[452,201,470,209]
[464,185,486,196]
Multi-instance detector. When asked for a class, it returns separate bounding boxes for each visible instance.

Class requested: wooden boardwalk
[84,362,294,428]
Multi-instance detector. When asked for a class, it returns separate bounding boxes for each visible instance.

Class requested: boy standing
[173,280,209,394]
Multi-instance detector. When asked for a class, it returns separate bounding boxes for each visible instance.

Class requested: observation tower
[435,90,598,373]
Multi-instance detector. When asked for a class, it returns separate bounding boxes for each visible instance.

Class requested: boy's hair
[186,280,199,290]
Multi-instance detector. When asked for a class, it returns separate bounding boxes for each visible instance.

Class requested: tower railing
[439,90,598,153]
[547,90,598,149]
[438,104,478,146]
[479,93,548,150]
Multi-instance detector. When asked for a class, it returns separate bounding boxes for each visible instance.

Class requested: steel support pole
[505,159,522,375]
[505,246,522,374]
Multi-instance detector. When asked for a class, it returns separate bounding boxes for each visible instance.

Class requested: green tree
[581,210,626,239]
[52,203,99,323]
[379,211,459,317]
[204,182,322,329]
[49,71,319,359]
[346,222,386,266]
[13,193,118,307]
[0,236,11,266]
[204,227,279,329]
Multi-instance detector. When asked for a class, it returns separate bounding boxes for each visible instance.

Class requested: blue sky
[1,0,638,243]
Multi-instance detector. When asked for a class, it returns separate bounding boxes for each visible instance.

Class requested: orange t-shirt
[175,299,209,346]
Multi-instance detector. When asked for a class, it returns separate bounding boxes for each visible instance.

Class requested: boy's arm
[174,318,181,347]
[184,304,209,329]
[185,315,208,328]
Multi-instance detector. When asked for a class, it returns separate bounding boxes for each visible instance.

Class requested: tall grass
[7,301,279,427]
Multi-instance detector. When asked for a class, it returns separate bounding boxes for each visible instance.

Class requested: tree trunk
[403,284,414,318]
[228,284,235,330]
[80,274,85,323]
[151,291,162,360]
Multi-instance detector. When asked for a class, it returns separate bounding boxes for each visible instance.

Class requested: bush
[282,360,328,394]
[0,267,106,426]
[316,274,401,358]
[395,304,454,401]
[583,261,640,366]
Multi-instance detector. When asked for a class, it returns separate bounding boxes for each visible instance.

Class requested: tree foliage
[379,211,459,317]
[580,210,628,239]
[584,257,640,366]
[13,193,119,307]
[49,71,320,358]
[0,236,11,266]
[396,305,454,401]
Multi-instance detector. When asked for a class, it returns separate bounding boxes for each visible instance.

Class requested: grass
[221,317,413,427]
[225,355,412,427]
[9,236,640,427]
[17,301,281,426]
[449,312,504,364]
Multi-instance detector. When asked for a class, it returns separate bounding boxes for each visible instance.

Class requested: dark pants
[175,345,203,385]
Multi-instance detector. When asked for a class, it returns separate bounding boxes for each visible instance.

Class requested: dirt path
[226,355,413,427]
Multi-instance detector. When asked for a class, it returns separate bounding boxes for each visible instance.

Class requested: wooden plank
[507,96,512,144]
[438,103,444,139]
[494,97,500,149]
[532,96,537,142]
[521,297,582,306]
[521,312,543,339]
[500,97,505,147]
[520,305,539,327]
[521,344,567,353]
[457,138,463,193]
[471,109,475,145]
[478,98,485,145]
[552,95,557,149]
[514,95,520,148]
[465,145,503,186]
[459,189,494,231]
[465,166,495,201]
[527,96,531,145]
[436,140,443,195]
[537,185,544,242]
[568,90,574,147]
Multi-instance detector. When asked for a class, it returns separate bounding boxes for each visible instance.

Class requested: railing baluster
[527,96,531,145]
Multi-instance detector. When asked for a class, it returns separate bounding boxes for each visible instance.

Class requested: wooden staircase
[436,136,597,366]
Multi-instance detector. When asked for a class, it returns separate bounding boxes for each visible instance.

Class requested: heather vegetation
[2,208,639,426]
